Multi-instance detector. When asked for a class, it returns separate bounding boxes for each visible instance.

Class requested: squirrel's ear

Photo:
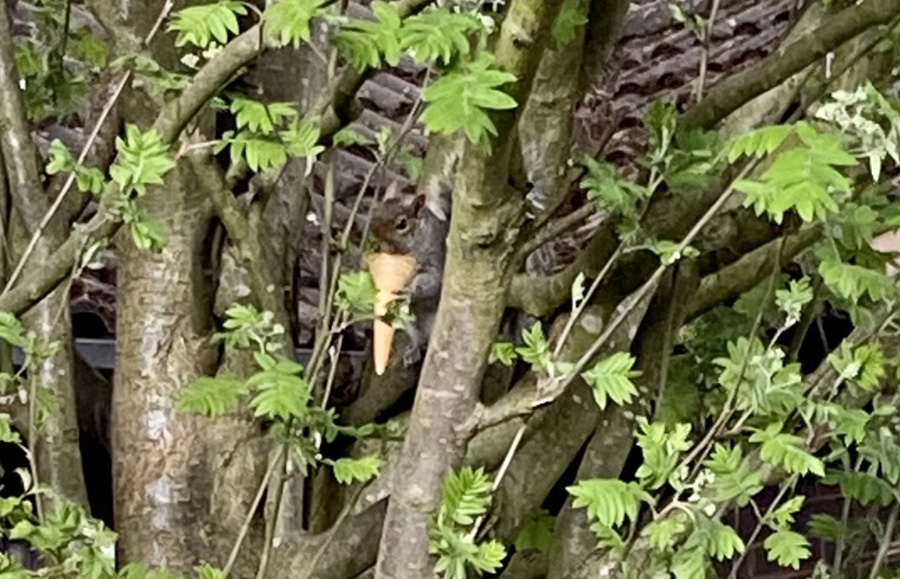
[411,194,426,216]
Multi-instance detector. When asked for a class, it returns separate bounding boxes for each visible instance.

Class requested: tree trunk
[112,161,219,571]
[374,0,566,568]
[22,288,89,511]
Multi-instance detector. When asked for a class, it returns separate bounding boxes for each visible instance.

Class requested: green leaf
[768,496,805,528]
[472,540,506,574]
[642,514,688,553]
[749,422,825,477]
[775,277,813,326]
[489,341,517,366]
[703,443,764,506]
[109,124,176,196]
[670,545,707,579]
[580,352,641,410]
[0,414,21,444]
[46,138,75,175]
[421,52,518,147]
[551,0,587,45]
[806,513,842,541]
[264,0,329,48]
[282,116,326,163]
[833,407,870,445]
[820,257,894,303]
[229,96,297,134]
[828,342,886,393]
[332,455,382,484]
[430,527,505,579]
[0,312,27,348]
[247,360,310,422]
[646,238,699,265]
[336,271,377,316]
[69,30,110,69]
[567,478,651,529]
[177,375,248,417]
[827,203,880,250]
[514,509,556,553]
[195,564,225,579]
[860,426,900,485]
[129,212,169,252]
[168,1,247,49]
[220,130,288,173]
[825,471,895,506]
[439,467,493,526]
[580,156,650,219]
[332,126,375,148]
[333,1,402,69]
[735,123,855,224]
[400,9,481,66]
[634,418,692,489]
[763,529,810,570]
[713,337,804,417]
[726,124,794,162]
[516,322,550,369]
[701,519,744,561]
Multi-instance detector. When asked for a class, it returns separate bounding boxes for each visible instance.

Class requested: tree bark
[0,4,89,510]
[112,160,219,571]
[374,0,565,571]
[22,286,89,510]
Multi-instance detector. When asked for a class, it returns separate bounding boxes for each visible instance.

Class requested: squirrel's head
[371,182,427,254]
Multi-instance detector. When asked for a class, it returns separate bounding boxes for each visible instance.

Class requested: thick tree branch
[0,211,118,315]
[189,153,290,329]
[686,225,822,320]
[0,24,266,316]
[680,0,900,130]
[374,0,566,572]
[0,7,50,232]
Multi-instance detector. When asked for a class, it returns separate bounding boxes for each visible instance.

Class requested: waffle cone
[372,319,396,376]
[366,253,418,375]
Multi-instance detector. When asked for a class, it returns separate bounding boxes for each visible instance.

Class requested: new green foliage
[421,53,518,147]
[178,304,382,482]
[168,1,247,49]
[429,467,507,579]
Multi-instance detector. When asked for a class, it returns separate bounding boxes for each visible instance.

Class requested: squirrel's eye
[395,217,409,233]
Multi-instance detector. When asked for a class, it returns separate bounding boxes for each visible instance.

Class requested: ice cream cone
[366,252,418,375]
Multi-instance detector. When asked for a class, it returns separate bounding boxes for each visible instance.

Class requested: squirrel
[369,182,449,367]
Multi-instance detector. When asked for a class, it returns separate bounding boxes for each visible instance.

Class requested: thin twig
[255,449,287,579]
[470,424,526,539]
[834,454,865,574]
[728,477,796,579]
[678,235,785,478]
[552,243,625,358]
[301,483,368,579]
[222,445,285,578]
[869,504,900,579]
[546,161,758,401]
[26,374,41,521]
[321,334,344,409]
[696,0,722,102]
[518,204,600,259]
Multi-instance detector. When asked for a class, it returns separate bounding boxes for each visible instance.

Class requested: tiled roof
[9,0,796,339]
